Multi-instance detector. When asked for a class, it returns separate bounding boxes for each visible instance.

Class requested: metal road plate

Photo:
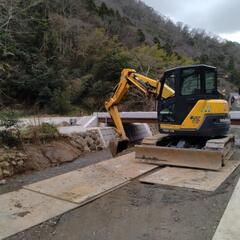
[25,166,128,204]
[25,153,157,204]
[140,160,240,191]
[99,152,157,179]
[0,189,77,239]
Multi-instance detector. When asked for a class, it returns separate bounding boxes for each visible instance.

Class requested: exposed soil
[24,141,82,170]
[4,150,240,240]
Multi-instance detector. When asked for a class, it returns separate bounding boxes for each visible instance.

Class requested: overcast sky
[142,0,240,43]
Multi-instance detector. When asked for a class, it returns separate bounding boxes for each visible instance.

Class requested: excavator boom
[105,68,174,139]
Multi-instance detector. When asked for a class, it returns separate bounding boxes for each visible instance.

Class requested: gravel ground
[3,149,240,240]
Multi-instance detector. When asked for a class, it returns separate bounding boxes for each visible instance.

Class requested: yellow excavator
[105,65,234,170]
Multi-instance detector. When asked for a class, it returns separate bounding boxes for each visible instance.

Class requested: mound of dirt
[24,141,82,171]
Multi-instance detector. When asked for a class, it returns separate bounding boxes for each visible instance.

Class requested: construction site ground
[1,147,240,240]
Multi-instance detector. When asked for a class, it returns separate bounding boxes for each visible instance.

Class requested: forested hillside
[0,0,239,114]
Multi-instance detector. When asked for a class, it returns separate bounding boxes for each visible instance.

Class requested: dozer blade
[135,145,223,170]
[135,134,235,171]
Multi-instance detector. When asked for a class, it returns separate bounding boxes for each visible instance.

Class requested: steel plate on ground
[140,160,240,191]
[24,153,157,205]
[99,152,158,179]
[24,166,128,205]
[0,189,77,239]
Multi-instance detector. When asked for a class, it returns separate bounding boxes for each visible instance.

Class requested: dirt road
[4,151,240,240]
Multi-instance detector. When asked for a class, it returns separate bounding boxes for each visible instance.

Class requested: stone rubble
[0,129,104,180]
[69,129,103,153]
[0,150,28,179]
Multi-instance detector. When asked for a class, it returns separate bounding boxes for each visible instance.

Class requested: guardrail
[95,111,240,125]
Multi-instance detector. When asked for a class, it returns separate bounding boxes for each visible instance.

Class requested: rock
[3,169,11,177]
[84,145,90,152]
[95,140,101,146]
[80,132,87,138]
[0,168,3,179]
[88,131,97,140]
[76,143,84,151]
[42,142,81,164]
[11,160,17,166]
[24,146,50,170]
[9,156,15,160]
[89,145,96,151]
[0,179,6,185]
[71,133,79,138]
[17,160,24,166]
[69,132,100,153]
[85,136,94,147]
[96,146,103,151]
[74,136,84,144]
[16,152,26,158]
[0,161,10,168]
[73,141,85,151]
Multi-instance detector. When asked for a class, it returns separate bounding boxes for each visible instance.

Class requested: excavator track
[135,134,235,171]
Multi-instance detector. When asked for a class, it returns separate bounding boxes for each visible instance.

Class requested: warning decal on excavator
[201,105,212,113]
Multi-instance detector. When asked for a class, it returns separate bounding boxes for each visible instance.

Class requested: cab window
[180,69,201,96]
[159,72,176,123]
[205,71,217,94]
[165,73,175,92]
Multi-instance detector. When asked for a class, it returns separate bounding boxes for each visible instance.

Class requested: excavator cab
[158,65,230,137]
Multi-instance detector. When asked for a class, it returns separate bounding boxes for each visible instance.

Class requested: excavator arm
[105,68,174,140]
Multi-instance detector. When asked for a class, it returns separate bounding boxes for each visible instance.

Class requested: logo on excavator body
[190,116,201,124]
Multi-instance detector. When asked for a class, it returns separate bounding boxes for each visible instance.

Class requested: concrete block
[89,127,117,147]
[83,116,98,128]
[94,111,158,119]
[230,111,240,119]
[57,126,87,136]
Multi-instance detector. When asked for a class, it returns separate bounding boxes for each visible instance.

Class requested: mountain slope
[0,0,238,113]
[100,0,240,89]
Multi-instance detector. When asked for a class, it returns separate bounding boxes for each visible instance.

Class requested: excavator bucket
[135,134,235,171]
[117,139,129,153]
[108,138,129,156]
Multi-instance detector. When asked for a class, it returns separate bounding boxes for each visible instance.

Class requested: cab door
[174,67,204,125]
[158,70,177,124]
